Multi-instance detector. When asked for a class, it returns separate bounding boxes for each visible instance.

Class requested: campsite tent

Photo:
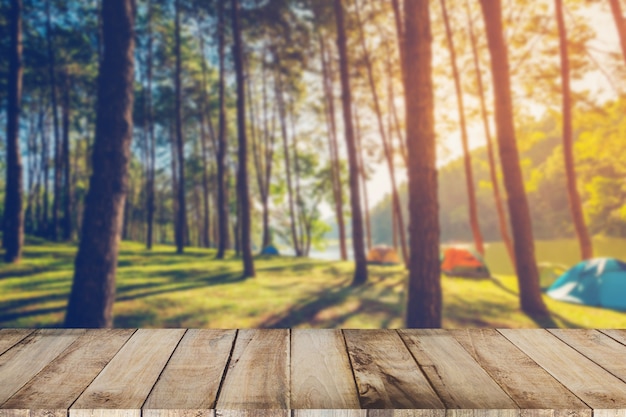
[260,245,280,256]
[367,245,401,265]
[546,258,626,310]
[441,247,490,278]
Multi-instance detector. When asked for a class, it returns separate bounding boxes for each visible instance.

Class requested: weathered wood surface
[1,329,626,413]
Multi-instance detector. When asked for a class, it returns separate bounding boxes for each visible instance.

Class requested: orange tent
[441,247,490,278]
[367,245,401,265]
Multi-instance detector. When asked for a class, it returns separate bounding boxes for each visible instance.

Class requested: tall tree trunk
[354,0,408,266]
[276,73,301,256]
[64,0,135,327]
[556,0,593,260]
[465,0,515,267]
[40,93,49,237]
[46,0,61,241]
[480,0,548,316]
[231,0,255,277]
[3,0,24,263]
[609,0,626,63]
[145,0,156,250]
[199,30,211,249]
[170,123,179,243]
[334,0,368,285]
[404,0,441,328]
[440,0,484,255]
[353,108,372,251]
[216,0,229,259]
[174,0,186,254]
[61,70,72,241]
[319,36,347,261]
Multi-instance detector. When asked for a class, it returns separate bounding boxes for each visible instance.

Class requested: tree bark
[404,0,441,328]
[276,72,301,256]
[64,0,135,327]
[319,36,347,261]
[216,0,229,258]
[231,0,255,277]
[479,0,548,316]
[353,108,372,252]
[465,0,515,267]
[145,0,156,250]
[61,70,72,241]
[609,0,626,64]
[354,0,408,266]
[334,0,368,285]
[3,0,24,263]
[40,92,49,237]
[556,0,593,260]
[46,0,61,241]
[174,0,186,254]
[199,29,212,249]
[440,0,484,255]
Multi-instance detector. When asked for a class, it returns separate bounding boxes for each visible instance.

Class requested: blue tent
[546,258,626,310]
[260,245,280,256]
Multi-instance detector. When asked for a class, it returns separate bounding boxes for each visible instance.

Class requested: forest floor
[1,236,626,328]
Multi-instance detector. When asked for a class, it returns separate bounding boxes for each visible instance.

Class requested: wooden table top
[0,329,625,416]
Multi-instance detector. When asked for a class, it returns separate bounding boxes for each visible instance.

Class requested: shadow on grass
[258,274,402,328]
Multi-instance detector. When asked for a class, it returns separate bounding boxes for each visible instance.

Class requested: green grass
[2,236,626,328]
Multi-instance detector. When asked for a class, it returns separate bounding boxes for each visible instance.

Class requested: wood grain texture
[143,410,213,417]
[600,330,626,348]
[216,329,289,409]
[216,410,289,417]
[550,329,626,384]
[293,411,365,417]
[71,329,185,411]
[143,330,236,410]
[0,330,34,356]
[3,329,134,411]
[399,329,516,409]
[291,329,360,409]
[0,329,85,404]
[500,329,626,409]
[369,411,445,417]
[343,330,444,409]
[450,329,589,410]
[0,412,65,417]
[69,409,140,417]
[445,411,518,417]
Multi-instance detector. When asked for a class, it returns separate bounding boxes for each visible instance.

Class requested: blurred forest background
[2,0,626,328]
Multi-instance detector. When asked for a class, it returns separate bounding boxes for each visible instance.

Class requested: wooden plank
[144,411,214,417]
[446,412,518,417]
[450,329,589,411]
[0,412,66,417]
[600,329,626,347]
[293,411,365,417]
[343,329,444,409]
[143,329,236,410]
[0,330,34,356]
[215,329,289,409]
[550,329,626,384]
[0,329,85,404]
[399,329,517,409]
[500,329,626,409]
[70,329,185,414]
[291,329,360,409]
[216,411,288,417]
[69,410,139,417]
[369,411,445,417]
[2,329,135,411]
